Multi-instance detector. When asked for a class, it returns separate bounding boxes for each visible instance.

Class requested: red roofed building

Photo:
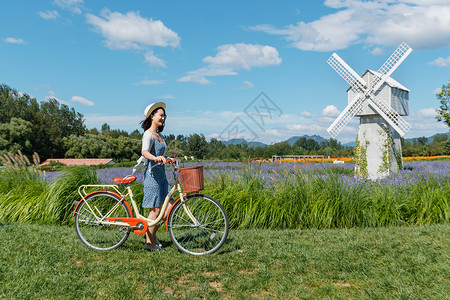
[40,158,114,166]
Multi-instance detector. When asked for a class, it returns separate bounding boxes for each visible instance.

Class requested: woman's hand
[154,156,167,164]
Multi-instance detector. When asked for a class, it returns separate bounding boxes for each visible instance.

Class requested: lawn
[1,223,448,299]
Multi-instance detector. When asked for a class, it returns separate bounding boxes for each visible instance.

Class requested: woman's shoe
[143,235,162,248]
[144,243,165,251]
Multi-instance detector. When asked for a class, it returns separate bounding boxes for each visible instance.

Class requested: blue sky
[1,0,449,144]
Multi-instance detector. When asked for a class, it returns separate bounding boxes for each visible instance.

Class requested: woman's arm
[142,131,166,163]
[142,149,167,164]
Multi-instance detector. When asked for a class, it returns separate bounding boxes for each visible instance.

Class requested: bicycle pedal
[108,217,148,235]
[130,223,145,230]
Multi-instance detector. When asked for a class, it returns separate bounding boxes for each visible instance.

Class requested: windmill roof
[347,70,410,92]
[366,70,410,91]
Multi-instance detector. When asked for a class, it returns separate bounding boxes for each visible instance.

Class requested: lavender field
[2,160,449,228]
[44,160,450,186]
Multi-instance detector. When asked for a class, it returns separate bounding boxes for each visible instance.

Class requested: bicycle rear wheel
[74,192,131,250]
[168,194,229,255]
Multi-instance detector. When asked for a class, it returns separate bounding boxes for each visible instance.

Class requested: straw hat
[144,102,166,119]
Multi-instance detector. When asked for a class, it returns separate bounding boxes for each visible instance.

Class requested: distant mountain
[286,135,328,146]
[222,139,267,148]
[404,132,450,144]
[221,135,328,148]
[219,131,449,148]
[343,141,356,147]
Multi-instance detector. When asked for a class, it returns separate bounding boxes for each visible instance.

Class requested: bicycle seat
[113,176,136,184]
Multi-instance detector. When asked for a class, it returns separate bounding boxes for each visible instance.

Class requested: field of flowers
[277,155,450,163]
[1,158,448,229]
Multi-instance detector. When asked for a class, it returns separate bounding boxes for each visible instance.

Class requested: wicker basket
[179,166,204,194]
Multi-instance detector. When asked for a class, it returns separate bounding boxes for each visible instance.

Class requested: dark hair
[141,107,166,132]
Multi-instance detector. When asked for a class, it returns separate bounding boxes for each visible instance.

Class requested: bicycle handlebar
[129,157,179,177]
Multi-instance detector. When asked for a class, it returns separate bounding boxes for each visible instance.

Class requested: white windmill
[327,42,413,180]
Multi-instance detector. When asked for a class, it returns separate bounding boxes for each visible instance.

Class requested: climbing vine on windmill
[327,42,413,180]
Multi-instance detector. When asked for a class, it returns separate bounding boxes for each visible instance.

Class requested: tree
[432,134,448,143]
[445,141,450,155]
[416,136,428,146]
[62,134,141,161]
[436,81,450,127]
[164,134,176,146]
[129,129,141,139]
[0,85,85,159]
[166,140,184,158]
[187,133,208,159]
[101,123,111,135]
[207,138,226,159]
[39,98,85,158]
[0,118,33,155]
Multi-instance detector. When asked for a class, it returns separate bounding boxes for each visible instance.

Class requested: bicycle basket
[179,166,204,194]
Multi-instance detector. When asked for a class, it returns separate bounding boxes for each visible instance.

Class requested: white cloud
[251,1,450,51]
[86,9,180,50]
[38,10,60,20]
[178,43,281,84]
[154,95,176,100]
[416,108,437,117]
[243,81,255,88]
[322,105,341,117]
[145,51,166,68]
[46,91,70,105]
[407,109,447,133]
[235,80,255,89]
[84,113,142,128]
[178,75,214,85]
[429,56,450,67]
[133,79,164,85]
[54,0,83,14]
[370,47,383,55]
[434,88,442,94]
[301,111,312,118]
[4,37,25,44]
[71,96,94,106]
[203,44,282,69]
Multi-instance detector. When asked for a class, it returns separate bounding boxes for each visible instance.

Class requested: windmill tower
[327,42,412,180]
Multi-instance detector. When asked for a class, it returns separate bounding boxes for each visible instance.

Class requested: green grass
[1,161,448,229]
[204,170,449,230]
[0,166,99,225]
[0,223,448,299]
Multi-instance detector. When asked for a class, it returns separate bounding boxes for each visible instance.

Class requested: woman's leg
[145,206,161,246]
[145,199,175,247]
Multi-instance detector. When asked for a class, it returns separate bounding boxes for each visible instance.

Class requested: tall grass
[203,163,449,229]
[0,152,99,225]
[0,152,448,228]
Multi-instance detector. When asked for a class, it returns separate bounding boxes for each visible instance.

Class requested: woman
[141,102,172,251]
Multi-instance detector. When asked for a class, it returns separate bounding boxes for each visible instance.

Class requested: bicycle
[73,158,229,256]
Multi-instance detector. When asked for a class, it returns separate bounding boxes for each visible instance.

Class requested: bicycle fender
[72,190,133,218]
[165,198,181,231]
[165,194,206,231]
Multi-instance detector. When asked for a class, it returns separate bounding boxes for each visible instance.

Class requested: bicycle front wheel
[74,192,131,251]
[168,194,229,255]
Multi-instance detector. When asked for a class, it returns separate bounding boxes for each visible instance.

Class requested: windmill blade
[366,96,412,137]
[328,53,367,88]
[372,42,412,91]
[327,94,365,138]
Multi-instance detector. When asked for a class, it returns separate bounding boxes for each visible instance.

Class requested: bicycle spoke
[169,195,229,255]
[75,193,131,251]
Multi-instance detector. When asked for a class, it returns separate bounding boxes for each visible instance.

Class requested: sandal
[143,235,162,248]
[144,243,165,251]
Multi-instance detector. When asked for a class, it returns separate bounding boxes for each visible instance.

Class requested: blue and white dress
[142,131,169,208]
